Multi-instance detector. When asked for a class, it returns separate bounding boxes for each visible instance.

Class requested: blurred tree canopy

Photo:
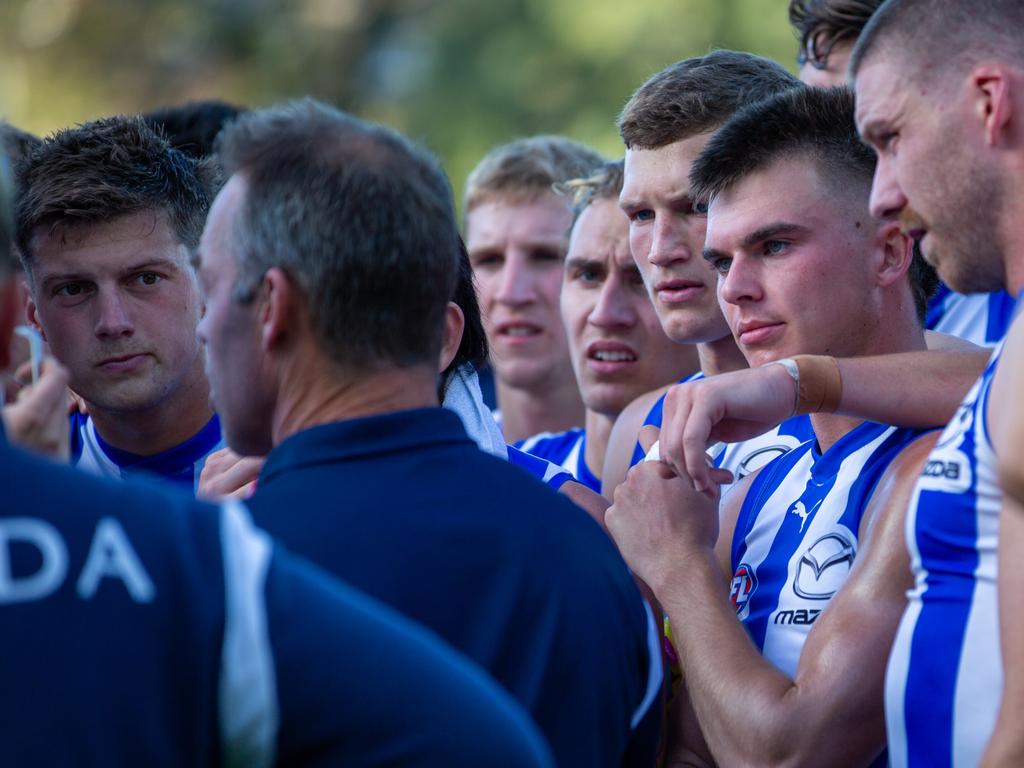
[0,0,797,203]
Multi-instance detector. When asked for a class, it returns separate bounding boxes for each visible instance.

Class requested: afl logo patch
[730,563,758,619]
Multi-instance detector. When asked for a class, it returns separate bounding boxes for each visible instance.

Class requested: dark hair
[16,116,214,271]
[557,160,624,221]
[618,50,799,150]
[789,0,882,69]
[216,98,459,372]
[450,236,489,373]
[463,135,603,218]
[851,0,1024,80]
[142,100,247,159]
[691,86,936,321]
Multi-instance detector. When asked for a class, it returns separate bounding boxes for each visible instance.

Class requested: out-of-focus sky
[0,0,798,197]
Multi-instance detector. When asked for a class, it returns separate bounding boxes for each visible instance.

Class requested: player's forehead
[465,193,572,250]
[706,160,832,245]
[853,55,910,132]
[620,133,712,207]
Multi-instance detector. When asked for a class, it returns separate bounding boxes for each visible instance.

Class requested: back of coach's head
[214,99,460,374]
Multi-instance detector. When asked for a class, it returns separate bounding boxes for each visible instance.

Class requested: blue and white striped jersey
[1,436,553,767]
[631,371,815,485]
[730,421,924,679]
[515,428,601,492]
[506,444,574,490]
[70,412,223,496]
[925,284,1015,347]
[885,342,1006,768]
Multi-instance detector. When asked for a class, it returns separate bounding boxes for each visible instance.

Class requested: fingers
[3,358,71,459]
[638,425,660,454]
[199,448,265,499]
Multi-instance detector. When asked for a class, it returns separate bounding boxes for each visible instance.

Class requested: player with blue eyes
[17,116,223,495]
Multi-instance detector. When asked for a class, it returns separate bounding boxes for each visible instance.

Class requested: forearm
[824,349,985,427]
[658,552,803,766]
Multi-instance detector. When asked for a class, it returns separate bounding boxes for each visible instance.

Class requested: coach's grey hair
[214,98,460,372]
[850,0,1024,82]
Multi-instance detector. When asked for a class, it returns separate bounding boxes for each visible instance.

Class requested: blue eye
[765,241,788,255]
[631,210,654,223]
[711,258,731,275]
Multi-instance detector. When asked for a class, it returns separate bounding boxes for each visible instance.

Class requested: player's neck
[809,412,866,455]
[89,356,214,456]
[697,334,748,377]
[583,408,615,482]
[497,376,584,443]
[272,353,438,447]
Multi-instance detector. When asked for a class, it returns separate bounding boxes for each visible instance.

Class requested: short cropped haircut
[142,100,247,159]
[789,0,882,69]
[216,98,459,372]
[462,136,603,218]
[691,86,937,321]
[851,0,1024,81]
[557,160,624,222]
[618,50,799,150]
[16,116,214,272]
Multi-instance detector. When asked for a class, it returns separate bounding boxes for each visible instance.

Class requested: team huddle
[1,0,1023,765]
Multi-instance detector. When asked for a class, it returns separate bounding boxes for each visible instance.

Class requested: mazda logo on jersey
[737,445,792,479]
[793,533,856,600]
[730,562,758,619]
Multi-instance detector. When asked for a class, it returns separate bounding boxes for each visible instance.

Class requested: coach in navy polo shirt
[0,146,551,766]
[195,99,662,768]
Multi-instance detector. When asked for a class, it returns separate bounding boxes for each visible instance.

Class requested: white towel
[442,364,508,460]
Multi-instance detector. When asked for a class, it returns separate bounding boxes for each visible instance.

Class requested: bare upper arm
[988,315,1024,502]
[602,385,672,500]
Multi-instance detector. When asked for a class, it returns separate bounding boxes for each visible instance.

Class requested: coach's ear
[438,301,465,373]
[872,219,913,288]
[259,266,298,352]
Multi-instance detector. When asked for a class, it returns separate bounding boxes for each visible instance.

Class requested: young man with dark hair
[602,51,818,496]
[464,135,603,442]
[0,146,553,768]
[17,116,222,493]
[608,85,938,767]
[788,0,1016,348]
[789,0,882,86]
[516,160,698,491]
[197,98,662,768]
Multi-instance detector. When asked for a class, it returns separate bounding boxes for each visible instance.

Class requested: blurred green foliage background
[0,0,797,198]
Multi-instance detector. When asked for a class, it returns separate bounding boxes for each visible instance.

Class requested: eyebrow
[702,222,812,262]
[564,256,605,272]
[38,258,182,291]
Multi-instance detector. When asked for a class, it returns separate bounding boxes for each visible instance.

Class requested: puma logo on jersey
[789,498,822,533]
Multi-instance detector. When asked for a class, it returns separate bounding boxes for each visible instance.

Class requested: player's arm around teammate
[606,426,938,767]
[657,348,987,494]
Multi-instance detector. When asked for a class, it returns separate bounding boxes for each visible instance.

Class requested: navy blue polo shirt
[0,433,552,768]
[248,407,662,768]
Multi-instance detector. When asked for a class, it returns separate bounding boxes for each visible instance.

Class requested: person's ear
[438,302,465,373]
[872,219,913,288]
[258,267,294,352]
[970,65,1013,148]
